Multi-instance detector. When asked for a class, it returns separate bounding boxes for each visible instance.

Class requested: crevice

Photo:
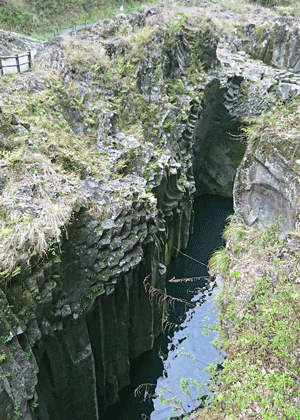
[86,304,105,417]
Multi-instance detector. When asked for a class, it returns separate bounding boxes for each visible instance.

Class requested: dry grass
[245,100,300,165]
[0,53,109,279]
[64,37,113,71]
[0,150,82,276]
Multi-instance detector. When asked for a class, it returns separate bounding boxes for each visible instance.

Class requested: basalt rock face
[192,15,300,200]
[244,22,300,72]
[191,46,289,197]
[1,162,195,420]
[0,30,40,56]
[2,3,300,420]
[234,134,300,239]
[193,76,246,197]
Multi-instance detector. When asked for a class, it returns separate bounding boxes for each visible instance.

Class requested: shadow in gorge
[101,195,233,420]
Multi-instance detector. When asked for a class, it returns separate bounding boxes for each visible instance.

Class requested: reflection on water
[101,195,233,420]
[151,195,233,419]
[151,284,220,419]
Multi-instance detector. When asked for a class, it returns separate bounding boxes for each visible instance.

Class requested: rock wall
[234,129,300,239]
[0,155,195,420]
[193,76,246,197]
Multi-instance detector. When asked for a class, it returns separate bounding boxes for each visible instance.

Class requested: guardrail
[0,50,33,75]
[37,1,169,40]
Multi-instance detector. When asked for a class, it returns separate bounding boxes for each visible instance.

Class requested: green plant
[209,248,229,275]
[73,97,84,110]
[159,385,189,419]
[13,401,21,420]
[30,401,38,411]
[205,275,300,419]
[1,335,10,344]
[0,147,24,169]
[168,13,187,34]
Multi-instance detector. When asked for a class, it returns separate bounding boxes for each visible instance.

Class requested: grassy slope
[1,0,300,40]
[0,0,157,38]
[0,3,180,276]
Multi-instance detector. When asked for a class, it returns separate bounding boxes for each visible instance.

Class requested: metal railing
[0,50,33,75]
[39,0,169,40]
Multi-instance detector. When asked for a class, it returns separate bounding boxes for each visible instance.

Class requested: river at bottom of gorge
[102,194,233,420]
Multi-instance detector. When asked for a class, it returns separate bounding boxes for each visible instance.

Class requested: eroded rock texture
[234,134,300,238]
[193,76,246,197]
[0,164,195,420]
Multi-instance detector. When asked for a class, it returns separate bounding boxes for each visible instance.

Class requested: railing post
[15,54,20,73]
[28,51,32,69]
[0,57,3,75]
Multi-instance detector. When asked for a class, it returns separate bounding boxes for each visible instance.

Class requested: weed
[209,248,229,275]
[13,401,21,420]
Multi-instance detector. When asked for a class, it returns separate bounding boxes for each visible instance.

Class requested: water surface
[102,194,233,420]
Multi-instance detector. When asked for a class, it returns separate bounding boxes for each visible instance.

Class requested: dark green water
[102,194,233,420]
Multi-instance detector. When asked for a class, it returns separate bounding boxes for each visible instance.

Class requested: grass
[153,208,300,420]
[0,52,110,277]
[253,0,300,7]
[0,0,298,281]
[244,99,300,164]
[209,248,230,275]
[209,273,300,419]
[201,209,300,419]
[1,2,300,417]
[0,0,161,39]
[2,0,300,43]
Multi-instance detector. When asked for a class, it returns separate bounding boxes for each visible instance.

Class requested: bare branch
[134,383,156,402]
[143,275,216,314]
[144,275,195,309]
[173,246,208,268]
[162,314,182,332]
[168,275,212,283]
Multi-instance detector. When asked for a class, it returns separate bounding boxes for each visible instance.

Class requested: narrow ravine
[101,195,233,420]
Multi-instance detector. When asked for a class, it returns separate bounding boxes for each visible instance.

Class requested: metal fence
[40,1,171,40]
[0,50,33,75]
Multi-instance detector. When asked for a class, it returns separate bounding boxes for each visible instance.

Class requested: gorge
[101,194,233,420]
[0,1,300,419]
